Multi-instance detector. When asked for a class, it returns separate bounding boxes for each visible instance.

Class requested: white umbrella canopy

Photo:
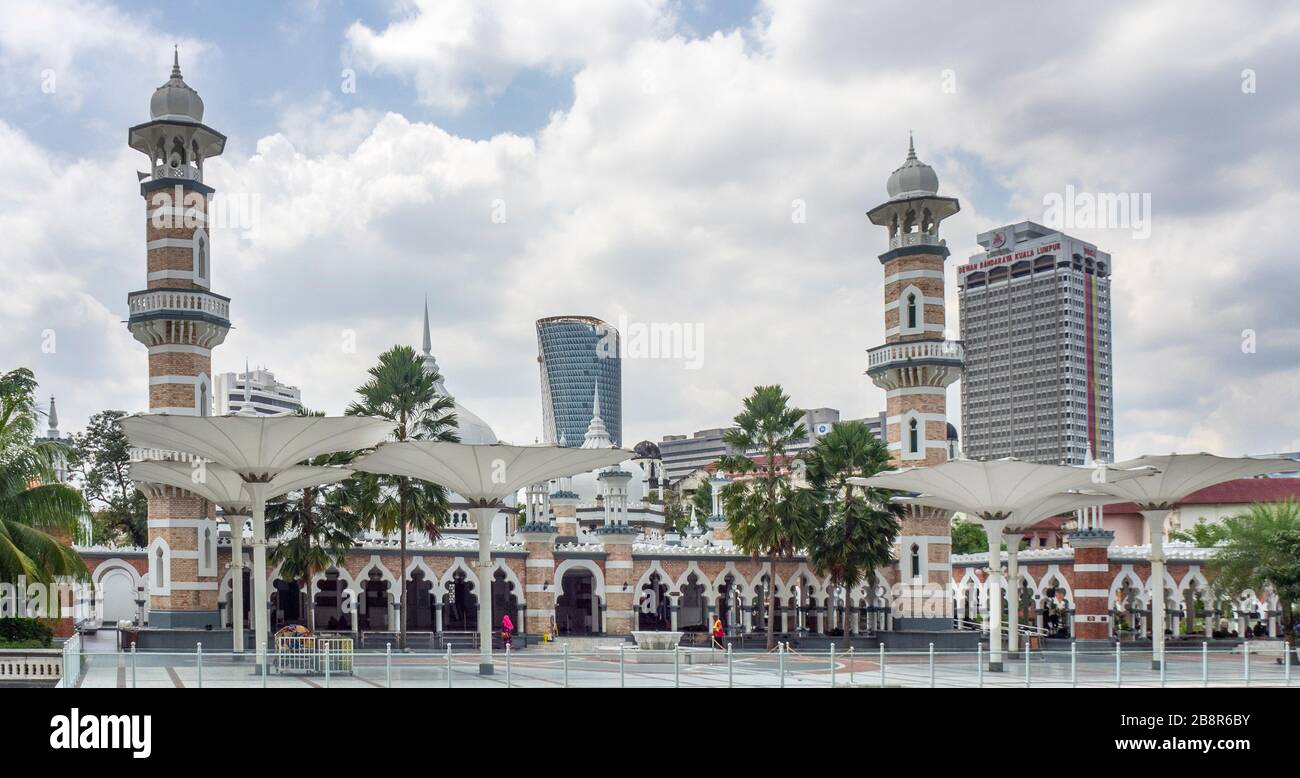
[848,458,1155,519]
[352,440,630,675]
[892,490,1126,531]
[120,414,392,476]
[351,440,632,504]
[1096,453,1299,507]
[1090,453,1298,670]
[129,461,354,508]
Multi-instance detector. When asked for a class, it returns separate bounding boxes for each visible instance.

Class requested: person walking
[711,615,725,650]
[501,613,514,649]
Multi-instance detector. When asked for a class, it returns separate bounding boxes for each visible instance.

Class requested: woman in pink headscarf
[501,614,514,648]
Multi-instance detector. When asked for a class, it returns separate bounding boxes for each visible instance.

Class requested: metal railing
[61,640,1297,689]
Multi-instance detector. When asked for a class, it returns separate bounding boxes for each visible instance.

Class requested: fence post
[1159,644,1166,687]
[929,643,935,688]
[727,644,733,689]
[446,644,453,689]
[131,642,137,689]
[196,642,203,689]
[830,643,836,688]
[505,644,511,689]
[1071,642,1077,688]
[1024,642,1030,688]
[878,643,885,689]
[619,643,625,688]
[1114,641,1121,688]
[324,642,331,689]
[977,643,982,688]
[674,646,681,689]
[1202,641,1208,687]
[849,646,855,686]
[1286,640,1292,686]
[563,642,569,688]
[1243,642,1249,686]
[779,642,786,688]
[386,643,392,688]
[262,646,268,687]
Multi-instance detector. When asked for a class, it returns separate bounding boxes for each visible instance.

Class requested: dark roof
[633,440,661,459]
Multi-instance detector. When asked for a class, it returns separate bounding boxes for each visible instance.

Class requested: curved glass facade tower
[536,315,622,447]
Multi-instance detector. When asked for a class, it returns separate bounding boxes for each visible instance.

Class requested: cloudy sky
[3,0,1299,458]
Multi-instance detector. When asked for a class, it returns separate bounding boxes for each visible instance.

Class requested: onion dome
[885,134,939,201]
[150,48,205,122]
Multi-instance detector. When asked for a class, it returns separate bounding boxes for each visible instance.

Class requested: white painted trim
[886,412,949,425]
[148,407,198,415]
[147,238,195,250]
[606,609,635,618]
[887,440,950,451]
[525,609,555,617]
[606,560,633,569]
[1075,588,1109,598]
[169,582,218,591]
[885,386,948,397]
[883,269,945,285]
[906,535,952,545]
[149,375,199,385]
[884,323,946,337]
[1074,564,1110,572]
[147,270,198,282]
[147,519,210,528]
[170,550,199,560]
[147,344,211,356]
[525,559,555,568]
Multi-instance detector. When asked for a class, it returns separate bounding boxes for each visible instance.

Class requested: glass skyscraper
[536,315,622,447]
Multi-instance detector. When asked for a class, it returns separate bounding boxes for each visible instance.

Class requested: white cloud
[344,0,674,111]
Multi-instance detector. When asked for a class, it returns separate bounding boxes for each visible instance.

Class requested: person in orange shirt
[711,616,725,650]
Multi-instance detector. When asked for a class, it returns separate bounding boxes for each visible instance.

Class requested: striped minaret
[126,50,230,628]
[865,137,964,619]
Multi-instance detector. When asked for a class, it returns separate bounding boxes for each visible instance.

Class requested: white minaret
[581,380,613,449]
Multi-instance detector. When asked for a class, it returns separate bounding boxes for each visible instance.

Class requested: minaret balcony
[887,231,945,251]
[866,340,963,388]
[126,289,231,348]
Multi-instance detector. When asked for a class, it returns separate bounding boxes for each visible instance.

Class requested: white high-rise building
[957,221,1114,465]
[215,367,302,416]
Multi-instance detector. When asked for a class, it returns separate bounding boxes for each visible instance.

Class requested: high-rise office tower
[958,221,1114,465]
[536,315,622,447]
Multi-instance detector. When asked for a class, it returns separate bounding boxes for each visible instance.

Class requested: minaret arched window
[196,235,206,278]
[908,417,919,455]
[906,293,918,329]
[910,543,921,578]
[154,547,165,588]
[199,382,208,417]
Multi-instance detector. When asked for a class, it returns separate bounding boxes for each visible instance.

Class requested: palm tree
[345,346,458,648]
[1170,521,1226,547]
[718,385,810,650]
[802,421,901,637]
[266,410,361,632]
[0,367,86,584]
[1213,500,1300,658]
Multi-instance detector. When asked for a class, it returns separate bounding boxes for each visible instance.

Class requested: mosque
[66,54,1296,650]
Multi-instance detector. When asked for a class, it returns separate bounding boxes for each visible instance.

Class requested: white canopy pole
[229,514,246,653]
[1142,509,1171,670]
[245,481,270,670]
[984,518,1007,671]
[1006,530,1020,657]
[470,505,497,673]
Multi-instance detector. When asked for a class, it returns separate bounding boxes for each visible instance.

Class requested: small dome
[452,401,498,445]
[633,440,661,459]
[946,422,959,441]
[885,136,939,201]
[150,50,204,122]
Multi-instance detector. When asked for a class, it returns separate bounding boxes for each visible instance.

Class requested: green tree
[0,368,87,584]
[802,421,901,636]
[70,410,147,547]
[718,385,811,650]
[950,518,988,556]
[1213,500,1300,656]
[691,479,713,522]
[266,409,363,631]
[1170,521,1226,547]
[345,345,458,648]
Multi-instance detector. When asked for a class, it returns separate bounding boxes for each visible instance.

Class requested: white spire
[236,359,257,416]
[581,379,613,449]
[47,395,59,436]
[420,296,449,397]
